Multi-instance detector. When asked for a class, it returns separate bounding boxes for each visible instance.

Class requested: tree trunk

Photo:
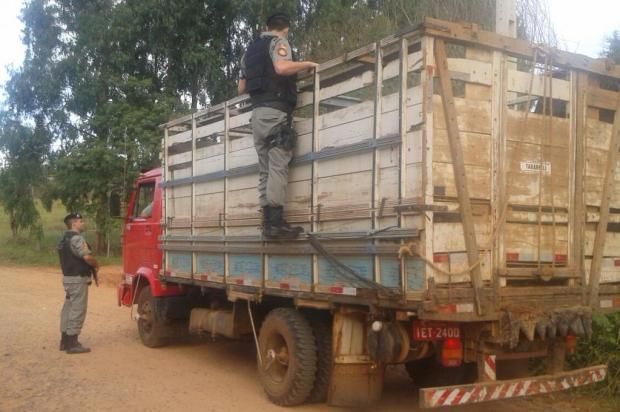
[10,213,18,239]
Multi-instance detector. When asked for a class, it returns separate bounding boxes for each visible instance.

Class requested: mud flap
[328,309,385,407]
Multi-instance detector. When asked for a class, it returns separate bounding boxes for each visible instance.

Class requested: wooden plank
[196,142,224,160]
[191,114,197,242]
[422,17,620,80]
[491,51,507,291]
[585,119,614,150]
[311,70,320,288]
[587,87,620,111]
[507,70,570,101]
[432,162,492,200]
[422,35,435,289]
[168,129,192,144]
[433,97,492,134]
[164,127,171,219]
[294,86,423,141]
[297,50,423,108]
[373,41,383,232]
[223,103,230,283]
[195,180,224,195]
[448,58,493,85]
[195,119,224,139]
[195,154,224,175]
[433,130,491,167]
[505,111,570,146]
[434,39,484,315]
[399,37,408,226]
[589,95,620,307]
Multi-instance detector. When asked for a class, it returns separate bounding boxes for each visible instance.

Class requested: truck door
[123,180,160,276]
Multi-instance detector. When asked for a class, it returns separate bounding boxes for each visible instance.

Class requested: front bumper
[420,364,607,408]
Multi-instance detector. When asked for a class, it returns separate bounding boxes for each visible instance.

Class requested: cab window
[133,182,155,218]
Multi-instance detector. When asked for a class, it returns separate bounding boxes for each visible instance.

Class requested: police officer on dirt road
[238,13,318,239]
[57,213,99,354]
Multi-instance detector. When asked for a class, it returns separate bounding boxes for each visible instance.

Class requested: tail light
[441,337,463,367]
[566,333,577,355]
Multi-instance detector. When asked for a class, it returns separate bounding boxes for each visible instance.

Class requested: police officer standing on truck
[238,13,318,238]
[57,213,99,354]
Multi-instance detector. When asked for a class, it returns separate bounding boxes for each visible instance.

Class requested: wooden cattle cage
[161,18,620,318]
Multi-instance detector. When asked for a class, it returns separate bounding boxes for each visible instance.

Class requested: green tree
[602,31,620,63]
[0,114,49,240]
[3,0,555,255]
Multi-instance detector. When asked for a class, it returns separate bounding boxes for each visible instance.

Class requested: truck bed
[160,18,620,319]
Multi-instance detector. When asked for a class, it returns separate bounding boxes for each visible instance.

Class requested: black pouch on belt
[268,114,297,151]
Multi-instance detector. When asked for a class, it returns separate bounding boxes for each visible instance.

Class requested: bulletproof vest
[58,231,92,277]
[245,35,297,113]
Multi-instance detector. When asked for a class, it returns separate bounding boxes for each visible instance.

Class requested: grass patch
[568,312,620,409]
[0,201,121,266]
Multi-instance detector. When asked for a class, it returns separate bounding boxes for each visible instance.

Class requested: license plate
[413,321,460,341]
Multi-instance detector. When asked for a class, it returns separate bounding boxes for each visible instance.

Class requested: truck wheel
[405,356,475,388]
[137,287,167,348]
[306,318,332,403]
[258,308,317,406]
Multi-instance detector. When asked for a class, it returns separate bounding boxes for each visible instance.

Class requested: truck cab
[117,168,182,307]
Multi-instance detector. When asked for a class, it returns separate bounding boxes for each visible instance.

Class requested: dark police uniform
[241,31,304,238]
[241,32,297,209]
[58,213,93,353]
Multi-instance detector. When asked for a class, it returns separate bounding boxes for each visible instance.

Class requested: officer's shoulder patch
[277,47,288,57]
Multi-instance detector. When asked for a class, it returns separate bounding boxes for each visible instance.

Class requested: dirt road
[0,265,609,412]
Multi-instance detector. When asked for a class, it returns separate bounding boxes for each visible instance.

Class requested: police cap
[266,13,290,29]
[63,212,83,225]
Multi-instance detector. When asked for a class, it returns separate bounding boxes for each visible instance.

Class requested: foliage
[0,113,49,241]
[568,313,620,404]
[0,0,555,253]
[602,30,620,63]
[0,200,121,266]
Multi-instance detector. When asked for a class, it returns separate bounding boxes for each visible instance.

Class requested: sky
[0,0,618,94]
[548,0,619,56]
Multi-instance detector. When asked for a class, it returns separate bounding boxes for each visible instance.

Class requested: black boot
[59,332,68,351]
[265,206,303,239]
[65,334,91,354]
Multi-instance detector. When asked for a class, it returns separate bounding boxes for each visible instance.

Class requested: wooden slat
[191,114,197,240]
[573,72,588,297]
[423,17,620,80]
[587,87,620,111]
[372,41,383,231]
[491,50,507,294]
[399,37,408,222]
[422,35,435,291]
[435,39,485,315]
[507,70,570,101]
[589,95,620,307]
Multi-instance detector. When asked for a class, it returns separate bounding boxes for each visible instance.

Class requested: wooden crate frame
[160,18,620,317]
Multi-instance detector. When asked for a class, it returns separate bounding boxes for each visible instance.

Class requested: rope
[307,234,402,299]
[398,195,510,278]
[247,300,262,366]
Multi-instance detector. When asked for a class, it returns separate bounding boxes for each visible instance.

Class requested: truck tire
[306,318,332,403]
[258,308,317,406]
[405,356,475,388]
[137,286,167,348]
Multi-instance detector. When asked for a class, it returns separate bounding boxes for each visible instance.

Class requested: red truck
[118,19,618,409]
[117,168,202,348]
